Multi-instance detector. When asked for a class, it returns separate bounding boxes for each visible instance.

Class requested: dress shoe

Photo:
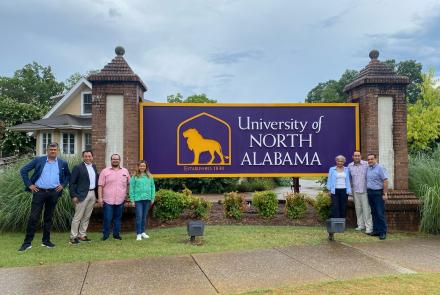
[78,236,91,242]
[367,232,379,236]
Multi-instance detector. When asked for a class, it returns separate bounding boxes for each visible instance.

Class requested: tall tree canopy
[384,59,423,104]
[407,68,440,152]
[305,69,358,103]
[167,93,217,103]
[0,62,64,112]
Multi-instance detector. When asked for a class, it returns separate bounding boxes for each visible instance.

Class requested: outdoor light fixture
[187,220,205,241]
[326,218,346,240]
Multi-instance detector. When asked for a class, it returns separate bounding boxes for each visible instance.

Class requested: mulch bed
[88,203,324,232]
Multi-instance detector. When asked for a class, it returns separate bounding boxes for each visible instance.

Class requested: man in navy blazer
[69,150,98,244]
[18,142,70,252]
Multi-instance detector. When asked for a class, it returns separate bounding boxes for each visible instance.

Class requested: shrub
[274,177,292,187]
[155,177,239,194]
[237,178,277,192]
[0,156,81,232]
[315,191,331,221]
[285,193,308,219]
[223,191,246,220]
[186,196,212,220]
[153,189,187,221]
[252,190,278,218]
[304,195,316,207]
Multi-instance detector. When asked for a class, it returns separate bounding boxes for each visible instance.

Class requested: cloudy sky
[1,0,439,102]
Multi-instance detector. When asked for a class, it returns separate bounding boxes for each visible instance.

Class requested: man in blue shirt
[18,143,70,252]
[366,153,388,240]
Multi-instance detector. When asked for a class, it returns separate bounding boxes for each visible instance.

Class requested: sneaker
[113,235,122,240]
[379,233,387,240]
[355,227,366,231]
[136,234,142,241]
[101,236,109,241]
[41,241,55,248]
[69,238,80,245]
[18,244,32,253]
[328,233,334,241]
[141,232,150,239]
[78,236,91,242]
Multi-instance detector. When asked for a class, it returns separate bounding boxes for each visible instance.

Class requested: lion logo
[182,128,230,165]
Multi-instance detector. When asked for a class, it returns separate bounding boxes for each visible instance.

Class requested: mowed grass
[0,225,417,268]
[236,272,440,295]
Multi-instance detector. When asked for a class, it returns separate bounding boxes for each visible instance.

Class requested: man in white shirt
[69,150,98,244]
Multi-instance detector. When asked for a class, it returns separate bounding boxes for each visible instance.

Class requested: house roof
[8,114,91,132]
[88,46,147,91]
[44,77,92,119]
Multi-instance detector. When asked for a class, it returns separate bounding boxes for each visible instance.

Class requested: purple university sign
[140,103,359,178]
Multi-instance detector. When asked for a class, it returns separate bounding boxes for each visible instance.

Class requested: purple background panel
[141,104,358,177]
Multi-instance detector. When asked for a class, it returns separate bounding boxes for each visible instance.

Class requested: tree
[167,93,217,103]
[0,62,64,112]
[64,70,99,91]
[384,59,423,104]
[0,96,43,156]
[407,68,440,153]
[305,69,358,103]
[64,72,83,91]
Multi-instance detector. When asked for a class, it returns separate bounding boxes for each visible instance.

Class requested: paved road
[2,237,440,295]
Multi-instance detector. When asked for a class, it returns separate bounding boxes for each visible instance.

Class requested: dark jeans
[24,190,60,245]
[367,189,387,234]
[103,202,124,238]
[331,189,348,218]
[135,200,151,234]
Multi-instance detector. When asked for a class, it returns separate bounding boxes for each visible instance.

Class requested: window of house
[84,133,92,151]
[41,133,52,154]
[82,93,92,114]
[62,133,75,154]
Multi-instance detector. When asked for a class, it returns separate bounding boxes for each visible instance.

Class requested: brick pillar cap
[344,50,409,93]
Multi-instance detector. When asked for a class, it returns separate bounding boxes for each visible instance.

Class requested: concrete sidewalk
[2,237,440,295]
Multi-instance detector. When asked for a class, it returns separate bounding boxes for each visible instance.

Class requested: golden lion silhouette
[182,128,229,165]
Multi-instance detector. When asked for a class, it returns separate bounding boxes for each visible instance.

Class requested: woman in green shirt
[129,161,155,241]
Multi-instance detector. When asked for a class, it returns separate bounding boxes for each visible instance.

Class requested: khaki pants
[353,192,373,232]
[70,191,96,239]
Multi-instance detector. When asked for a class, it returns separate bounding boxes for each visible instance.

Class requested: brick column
[343,50,419,231]
[88,46,147,172]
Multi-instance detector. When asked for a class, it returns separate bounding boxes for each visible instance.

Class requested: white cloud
[1,0,439,102]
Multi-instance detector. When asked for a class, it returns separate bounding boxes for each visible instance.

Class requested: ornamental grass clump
[285,192,308,219]
[252,190,278,218]
[0,156,81,232]
[409,147,440,234]
[223,191,246,220]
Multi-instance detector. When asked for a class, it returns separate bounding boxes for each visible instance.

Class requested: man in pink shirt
[98,154,130,240]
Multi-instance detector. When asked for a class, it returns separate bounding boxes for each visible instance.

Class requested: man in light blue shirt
[35,158,60,189]
[366,153,388,240]
[18,143,70,252]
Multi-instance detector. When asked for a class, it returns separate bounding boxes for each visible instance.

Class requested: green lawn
[0,225,417,268]
[236,272,440,295]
